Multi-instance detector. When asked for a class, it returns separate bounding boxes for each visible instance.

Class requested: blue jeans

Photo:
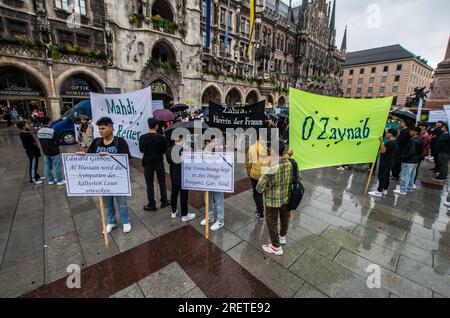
[208,192,225,223]
[45,154,63,182]
[103,196,130,225]
[400,163,418,192]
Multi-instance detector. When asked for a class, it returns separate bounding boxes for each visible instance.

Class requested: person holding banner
[139,118,170,212]
[85,117,132,234]
[166,135,196,222]
[200,136,225,231]
[256,141,299,256]
[368,129,398,198]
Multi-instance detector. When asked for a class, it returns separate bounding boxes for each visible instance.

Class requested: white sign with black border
[181,152,234,193]
[62,153,131,196]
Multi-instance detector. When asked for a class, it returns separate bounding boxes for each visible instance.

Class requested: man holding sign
[80,117,132,234]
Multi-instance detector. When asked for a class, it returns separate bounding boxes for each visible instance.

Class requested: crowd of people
[369,118,450,204]
[16,110,297,256]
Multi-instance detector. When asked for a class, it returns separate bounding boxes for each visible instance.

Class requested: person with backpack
[256,141,301,256]
[84,117,132,234]
[394,126,423,195]
[37,116,65,186]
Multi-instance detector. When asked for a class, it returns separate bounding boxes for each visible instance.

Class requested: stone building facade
[428,36,450,109]
[341,45,433,107]
[0,0,346,120]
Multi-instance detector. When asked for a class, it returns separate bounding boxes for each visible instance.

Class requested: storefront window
[60,74,102,115]
[0,67,46,119]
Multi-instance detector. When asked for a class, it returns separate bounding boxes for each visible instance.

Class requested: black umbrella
[170,103,189,112]
[390,108,416,122]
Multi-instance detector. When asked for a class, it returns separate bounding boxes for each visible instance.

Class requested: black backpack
[287,159,305,211]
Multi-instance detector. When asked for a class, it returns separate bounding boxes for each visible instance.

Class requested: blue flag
[225,0,231,49]
[205,0,211,48]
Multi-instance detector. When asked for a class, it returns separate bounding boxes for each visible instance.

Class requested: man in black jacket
[434,124,450,181]
[18,121,44,185]
[139,118,170,211]
[37,116,65,186]
[166,135,196,222]
[392,119,412,180]
[394,127,423,195]
[431,121,444,173]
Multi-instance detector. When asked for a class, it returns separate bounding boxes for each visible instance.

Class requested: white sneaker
[393,189,407,195]
[382,190,388,195]
[210,222,224,231]
[443,202,450,208]
[48,181,55,185]
[103,224,117,234]
[262,243,284,256]
[171,210,178,219]
[33,180,43,185]
[57,180,66,186]
[200,218,214,226]
[368,191,383,198]
[279,236,287,245]
[39,177,46,181]
[182,213,196,222]
[123,223,131,233]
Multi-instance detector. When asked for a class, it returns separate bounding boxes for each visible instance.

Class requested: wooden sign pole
[205,191,209,240]
[364,138,382,194]
[99,196,109,247]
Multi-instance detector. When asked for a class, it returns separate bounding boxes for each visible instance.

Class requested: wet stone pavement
[0,126,449,298]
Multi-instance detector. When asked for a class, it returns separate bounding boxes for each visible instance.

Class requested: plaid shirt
[256,158,299,208]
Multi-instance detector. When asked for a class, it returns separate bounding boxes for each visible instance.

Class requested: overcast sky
[285,0,449,68]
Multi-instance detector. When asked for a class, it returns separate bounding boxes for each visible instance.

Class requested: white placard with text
[182,152,234,193]
[62,153,131,196]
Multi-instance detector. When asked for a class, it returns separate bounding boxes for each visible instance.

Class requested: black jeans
[251,178,264,217]
[144,161,168,207]
[415,159,423,183]
[392,158,401,179]
[377,164,391,192]
[434,151,440,172]
[171,183,189,216]
[438,153,450,179]
[27,153,41,183]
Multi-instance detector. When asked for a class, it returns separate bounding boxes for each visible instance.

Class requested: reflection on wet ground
[0,126,449,298]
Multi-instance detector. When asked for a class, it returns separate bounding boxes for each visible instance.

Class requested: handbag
[287,159,305,211]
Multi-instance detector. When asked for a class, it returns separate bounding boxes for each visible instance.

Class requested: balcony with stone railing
[0,35,108,66]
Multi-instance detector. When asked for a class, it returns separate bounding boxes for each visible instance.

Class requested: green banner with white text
[289,88,392,171]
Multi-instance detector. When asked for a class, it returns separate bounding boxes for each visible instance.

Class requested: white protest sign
[182,152,234,193]
[90,87,153,158]
[428,110,447,123]
[444,105,450,125]
[62,153,131,196]
[152,100,164,111]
